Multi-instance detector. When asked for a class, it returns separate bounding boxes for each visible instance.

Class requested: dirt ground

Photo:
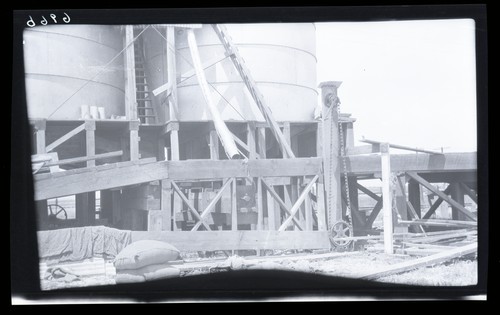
[40,249,477,290]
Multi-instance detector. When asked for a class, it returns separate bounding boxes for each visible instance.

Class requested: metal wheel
[329,220,353,248]
[48,204,68,221]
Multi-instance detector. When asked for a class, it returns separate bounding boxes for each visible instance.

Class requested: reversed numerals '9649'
[27,13,70,27]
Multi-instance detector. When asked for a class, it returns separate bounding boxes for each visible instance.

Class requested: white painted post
[381,143,393,254]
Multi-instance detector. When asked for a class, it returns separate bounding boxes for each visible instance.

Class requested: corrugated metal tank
[144,23,317,122]
[23,25,125,120]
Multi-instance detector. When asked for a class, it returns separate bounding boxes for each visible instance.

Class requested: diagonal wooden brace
[261,178,303,230]
[191,178,234,231]
[278,175,319,231]
[171,181,212,231]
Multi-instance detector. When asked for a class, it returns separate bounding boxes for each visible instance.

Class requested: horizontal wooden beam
[131,231,330,251]
[346,144,379,155]
[33,158,321,200]
[44,151,123,167]
[344,152,476,175]
[45,123,86,152]
[33,158,159,200]
[167,158,322,180]
[406,172,476,221]
[399,219,477,228]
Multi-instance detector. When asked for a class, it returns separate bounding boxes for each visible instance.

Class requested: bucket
[90,106,99,119]
[98,107,106,119]
[80,105,91,119]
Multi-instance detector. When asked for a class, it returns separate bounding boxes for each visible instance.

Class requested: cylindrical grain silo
[23,25,125,120]
[176,23,317,122]
[143,23,317,122]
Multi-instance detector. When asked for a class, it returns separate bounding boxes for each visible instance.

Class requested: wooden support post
[129,120,140,161]
[319,82,343,228]
[408,178,421,233]
[158,134,166,161]
[266,181,276,230]
[209,129,219,160]
[257,177,263,230]
[305,185,313,231]
[257,127,266,159]
[161,179,172,231]
[85,120,96,167]
[247,122,257,159]
[76,192,95,226]
[35,200,48,230]
[394,175,408,234]
[124,25,137,120]
[380,143,393,254]
[283,122,291,157]
[348,177,365,235]
[167,26,178,122]
[316,182,327,231]
[316,121,323,158]
[345,122,355,150]
[100,190,113,222]
[33,119,46,154]
[170,122,180,161]
[450,183,466,221]
[231,178,238,231]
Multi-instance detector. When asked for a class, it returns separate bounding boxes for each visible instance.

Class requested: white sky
[316,19,477,153]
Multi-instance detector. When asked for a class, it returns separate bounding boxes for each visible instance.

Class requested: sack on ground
[114,240,180,270]
[115,263,180,283]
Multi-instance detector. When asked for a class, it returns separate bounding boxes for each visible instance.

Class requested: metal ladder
[133,32,157,125]
[211,24,295,158]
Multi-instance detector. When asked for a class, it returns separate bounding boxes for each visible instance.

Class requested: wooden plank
[305,187,313,231]
[359,243,477,280]
[167,158,322,180]
[33,120,47,154]
[407,172,476,221]
[170,129,180,161]
[231,178,237,230]
[85,121,96,167]
[161,179,172,231]
[451,183,467,221]
[257,127,266,159]
[247,122,257,159]
[409,230,476,244]
[166,26,178,121]
[131,231,331,251]
[209,129,219,160]
[365,199,383,228]
[44,151,123,167]
[191,178,233,231]
[460,182,478,204]
[356,182,382,201]
[344,152,477,175]
[171,181,211,231]
[278,175,319,231]
[406,201,427,235]
[257,177,263,230]
[124,25,137,120]
[129,121,140,161]
[316,183,327,231]
[261,179,303,230]
[380,143,393,254]
[399,219,477,228]
[346,144,379,156]
[266,189,276,230]
[422,185,452,219]
[45,123,85,153]
[34,158,160,200]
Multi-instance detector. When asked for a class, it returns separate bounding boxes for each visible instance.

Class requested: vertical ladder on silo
[133,32,157,125]
[211,24,295,158]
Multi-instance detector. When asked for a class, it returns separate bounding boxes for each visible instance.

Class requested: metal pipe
[360,138,443,155]
[186,29,241,159]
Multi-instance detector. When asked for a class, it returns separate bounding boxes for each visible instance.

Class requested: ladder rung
[136,98,152,101]
[138,115,156,117]
[137,107,155,110]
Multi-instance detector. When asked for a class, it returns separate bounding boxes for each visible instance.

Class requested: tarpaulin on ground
[37,226,132,264]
